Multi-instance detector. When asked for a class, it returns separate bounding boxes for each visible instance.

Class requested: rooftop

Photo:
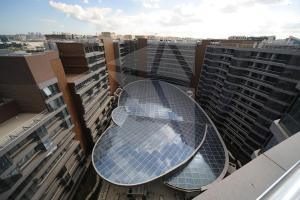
[0,50,57,57]
[67,73,89,83]
[100,179,185,200]
[66,67,105,85]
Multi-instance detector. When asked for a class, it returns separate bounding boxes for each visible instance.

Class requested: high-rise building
[101,32,116,39]
[0,51,87,200]
[146,40,196,88]
[270,84,300,144]
[194,39,257,90]
[114,40,140,86]
[196,45,300,162]
[56,42,114,148]
[113,38,256,93]
[113,39,197,90]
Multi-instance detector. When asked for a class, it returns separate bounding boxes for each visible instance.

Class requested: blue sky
[1,0,300,38]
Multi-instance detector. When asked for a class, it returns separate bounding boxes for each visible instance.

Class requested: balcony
[0,111,47,151]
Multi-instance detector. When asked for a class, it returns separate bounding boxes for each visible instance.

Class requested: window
[0,156,11,174]
[42,83,59,98]
[63,118,72,128]
[17,148,37,169]
[54,108,69,121]
[280,96,300,135]
[0,173,22,193]
[47,96,64,111]
[42,87,52,97]
[35,126,48,139]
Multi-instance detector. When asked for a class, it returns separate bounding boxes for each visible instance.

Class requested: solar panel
[92,80,227,187]
[164,125,228,191]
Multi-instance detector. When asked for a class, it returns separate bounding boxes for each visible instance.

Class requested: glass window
[47,96,64,111]
[42,87,52,97]
[42,83,60,98]
[0,156,12,175]
[17,148,37,168]
[280,96,300,135]
[0,173,22,193]
[64,118,72,128]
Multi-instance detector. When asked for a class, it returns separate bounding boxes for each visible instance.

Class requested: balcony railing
[0,111,48,150]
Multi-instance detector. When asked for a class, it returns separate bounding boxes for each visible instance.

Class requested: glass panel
[93,80,228,189]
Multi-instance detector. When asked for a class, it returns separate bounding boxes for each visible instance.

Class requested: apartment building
[146,40,196,88]
[270,84,300,144]
[56,42,114,148]
[113,39,148,87]
[114,40,139,86]
[113,39,196,88]
[196,45,300,162]
[194,39,256,89]
[193,93,300,200]
[0,51,86,200]
[113,39,254,91]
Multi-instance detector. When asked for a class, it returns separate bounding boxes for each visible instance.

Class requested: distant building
[146,40,197,88]
[14,34,27,42]
[113,39,142,86]
[45,33,74,41]
[228,35,275,41]
[101,32,116,39]
[26,32,45,41]
[113,39,197,88]
[113,38,257,93]
[122,35,134,40]
[258,36,300,50]
[228,36,247,40]
[44,34,75,50]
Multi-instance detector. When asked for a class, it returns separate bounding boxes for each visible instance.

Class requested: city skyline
[1,0,300,38]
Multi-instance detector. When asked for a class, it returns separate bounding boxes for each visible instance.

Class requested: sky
[1,0,300,39]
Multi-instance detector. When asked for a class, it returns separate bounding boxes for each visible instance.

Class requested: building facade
[56,42,114,148]
[146,40,196,88]
[113,39,197,89]
[269,82,300,144]
[196,45,300,162]
[0,52,87,200]
[114,40,140,86]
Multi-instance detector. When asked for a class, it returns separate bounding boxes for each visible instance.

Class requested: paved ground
[101,179,186,200]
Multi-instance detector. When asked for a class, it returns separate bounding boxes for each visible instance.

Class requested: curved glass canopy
[164,125,228,191]
[111,106,128,126]
[92,80,228,188]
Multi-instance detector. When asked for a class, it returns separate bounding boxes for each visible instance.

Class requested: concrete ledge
[193,132,300,200]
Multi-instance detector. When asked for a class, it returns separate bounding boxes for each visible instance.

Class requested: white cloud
[134,0,160,8]
[81,0,89,3]
[48,0,300,38]
[49,1,111,24]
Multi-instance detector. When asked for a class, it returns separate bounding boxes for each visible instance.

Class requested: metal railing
[257,160,300,200]
[0,111,48,149]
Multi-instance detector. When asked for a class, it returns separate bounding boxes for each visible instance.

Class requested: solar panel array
[92,80,228,189]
